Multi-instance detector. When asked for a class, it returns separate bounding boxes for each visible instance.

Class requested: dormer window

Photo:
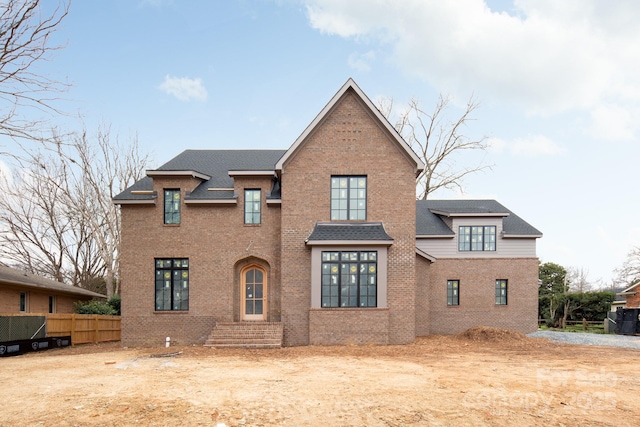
[330,176,366,220]
[164,189,181,224]
[458,226,496,251]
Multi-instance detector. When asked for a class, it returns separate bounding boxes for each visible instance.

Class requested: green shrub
[107,294,121,315]
[74,299,117,315]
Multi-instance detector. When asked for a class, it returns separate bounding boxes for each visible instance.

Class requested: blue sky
[3,0,640,286]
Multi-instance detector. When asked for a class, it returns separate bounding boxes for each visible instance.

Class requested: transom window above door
[331,176,367,221]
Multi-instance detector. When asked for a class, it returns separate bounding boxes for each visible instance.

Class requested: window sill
[163,223,181,227]
[244,223,261,227]
[154,310,189,314]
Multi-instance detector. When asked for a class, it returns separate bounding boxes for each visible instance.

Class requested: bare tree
[379,95,491,199]
[0,0,70,143]
[566,267,593,293]
[616,246,640,286]
[0,125,149,297]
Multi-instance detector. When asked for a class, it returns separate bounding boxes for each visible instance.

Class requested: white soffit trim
[305,239,393,246]
[228,170,276,177]
[266,199,282,205]
[429,209,509,217]
[275,78,425,174]
[130,190,154,195]
[416,234,455,239]
[207,187,234,191]
[502,233,543,239]
[415,247,437,262]
[112,199,156,205]
[146,170,211,181]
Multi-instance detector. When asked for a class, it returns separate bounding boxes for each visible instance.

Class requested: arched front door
[241,266,267,321]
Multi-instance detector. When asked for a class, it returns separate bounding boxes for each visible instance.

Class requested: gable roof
[275,78,425,175]
[114,150,286,203]
[416,200,542,238]
[0,265,106,299]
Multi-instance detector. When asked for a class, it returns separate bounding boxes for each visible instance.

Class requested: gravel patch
[528,330,640,350]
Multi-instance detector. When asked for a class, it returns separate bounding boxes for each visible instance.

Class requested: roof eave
[429,209,510,218]
[416,234,455,239]
[146,169,211,181]
[415,247,437,262]
[502,233,543,239]
[228,170,277,177]
[113,198,156,205]
[305,239,394,246]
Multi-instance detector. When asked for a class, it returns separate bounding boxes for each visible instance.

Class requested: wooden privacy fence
[45,314,121,344]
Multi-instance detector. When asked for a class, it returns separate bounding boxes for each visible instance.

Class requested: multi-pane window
[447,280,459,306]
[155,258,189,311]
[496,279,508,305]
[330,176,367,220]
[459,226,496,251]
[321,251,377,308]
[164,189,181,224]
[244,189,261,224]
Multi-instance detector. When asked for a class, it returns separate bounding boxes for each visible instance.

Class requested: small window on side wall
[19,292,28,312]
[244,189,261,224]
[447,280,459,306]
[164,189,181,224]
[496,279,508,305]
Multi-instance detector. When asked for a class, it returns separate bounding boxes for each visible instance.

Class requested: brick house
[0,265,106,314]
[114,79,542,347]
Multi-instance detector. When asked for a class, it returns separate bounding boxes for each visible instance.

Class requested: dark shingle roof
[114,150,287,201]
[416,200,542,237]
[0,265,107,299]
[307,222,393,243]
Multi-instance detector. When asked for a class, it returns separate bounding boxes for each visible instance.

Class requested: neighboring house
[114,79,542,347]
[0,265,106,314]
[618,282,640,308]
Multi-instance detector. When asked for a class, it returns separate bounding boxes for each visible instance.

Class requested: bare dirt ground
[1,327,638,427]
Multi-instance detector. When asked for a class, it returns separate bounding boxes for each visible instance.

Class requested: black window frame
[321,251,377,308]
[447,280,459,306]
[496,279,508,305]
[164,189,181,225]
[458,226,496,251]
[244,189,261,225]
[155,258,189,311]
[330,176,367,221]
[48,295,55,314]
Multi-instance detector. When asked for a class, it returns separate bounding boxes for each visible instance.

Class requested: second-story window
[164,189,181,224]
[331,176,367,220]
[458,226,496,251]
[245,189,261,224]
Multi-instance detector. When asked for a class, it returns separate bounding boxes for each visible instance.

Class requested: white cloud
[304,0,640,138]
[489,134,565,156]
[588,104,636,142]
[348,50,376,72]
[158,75,208,102]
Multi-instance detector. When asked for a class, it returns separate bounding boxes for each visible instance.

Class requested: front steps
[204,322,283,348]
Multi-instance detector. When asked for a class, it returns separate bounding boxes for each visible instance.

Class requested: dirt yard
[1,327,638,427]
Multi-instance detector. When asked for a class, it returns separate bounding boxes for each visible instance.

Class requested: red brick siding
[626,292,640,308]
[415,256,431,336]
[309,308,390,345]
[0,287,89,314]
[423,258,539,334]
[280,91,417,346]
[120,175,281,346]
